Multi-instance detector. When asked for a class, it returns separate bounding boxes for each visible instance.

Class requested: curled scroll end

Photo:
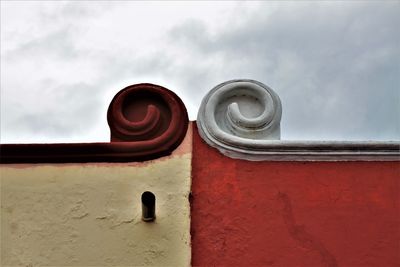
[227,102,270,129]
[0,83,188,164]
[197,79,282,159]
[107,83,189,155]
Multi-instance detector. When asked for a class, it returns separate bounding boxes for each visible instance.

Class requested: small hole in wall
[142,191,156,222]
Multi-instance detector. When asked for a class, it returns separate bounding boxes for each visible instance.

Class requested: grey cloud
[3,2,117,63]
[37,2,116,22]
[4,27,80,61]
[1,2,399,143]
[163,2,400,140]
[2,81,103,143]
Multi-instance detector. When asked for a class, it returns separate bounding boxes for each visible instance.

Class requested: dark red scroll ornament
[0,84,188,163]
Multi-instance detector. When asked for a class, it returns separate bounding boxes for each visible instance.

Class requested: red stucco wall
[191,125,400,267]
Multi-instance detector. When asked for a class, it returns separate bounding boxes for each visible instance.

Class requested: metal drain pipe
[142,191,156,222]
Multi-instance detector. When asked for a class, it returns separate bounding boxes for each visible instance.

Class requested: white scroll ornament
[197,79,282,160]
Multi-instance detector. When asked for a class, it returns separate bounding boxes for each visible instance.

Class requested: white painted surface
[215,140,400,161]
[197,79,283,160]
[197,80,399,161]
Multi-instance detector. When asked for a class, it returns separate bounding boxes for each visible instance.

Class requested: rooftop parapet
[0,83,189,163]
[197,79,399,161]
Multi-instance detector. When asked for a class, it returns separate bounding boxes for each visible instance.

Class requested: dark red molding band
[0,83,188,163]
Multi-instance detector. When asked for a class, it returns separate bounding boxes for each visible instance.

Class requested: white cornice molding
[197,79,400,161]
[208,140,400,161]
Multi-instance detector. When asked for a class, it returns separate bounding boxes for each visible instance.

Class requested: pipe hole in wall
[142,191,156,222]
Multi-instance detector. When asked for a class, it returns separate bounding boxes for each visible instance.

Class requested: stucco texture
[0,125,192,267]
[191,124,400,267]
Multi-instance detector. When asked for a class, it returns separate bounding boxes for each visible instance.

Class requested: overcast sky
[1,1,399,143]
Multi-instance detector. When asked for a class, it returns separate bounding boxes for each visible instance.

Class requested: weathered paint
[0,125,192,267]
[191,124,400,267]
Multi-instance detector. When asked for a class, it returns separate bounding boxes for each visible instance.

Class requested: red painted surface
[191,124,400,267]
[0,84,188,163]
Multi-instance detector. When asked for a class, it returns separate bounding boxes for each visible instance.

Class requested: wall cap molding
[197,79,284,160]
[211,140,400,161]
[197,79,399,161]
[0,83,189,163]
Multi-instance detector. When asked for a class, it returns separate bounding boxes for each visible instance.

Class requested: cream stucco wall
[0,125,192,267]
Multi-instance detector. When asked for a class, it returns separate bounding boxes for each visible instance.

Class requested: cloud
[162,2,400,140]
[1,1,399,143]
